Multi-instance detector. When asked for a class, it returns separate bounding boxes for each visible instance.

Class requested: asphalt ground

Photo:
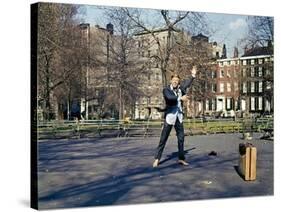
[37,132,273,210]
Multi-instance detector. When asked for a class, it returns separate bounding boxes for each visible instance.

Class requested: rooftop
[242,46,273,57]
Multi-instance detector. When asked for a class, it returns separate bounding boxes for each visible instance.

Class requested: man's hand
[180,95,188,101]
[191,66,197,77]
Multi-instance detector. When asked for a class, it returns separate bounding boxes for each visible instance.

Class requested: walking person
[153,66,197,167]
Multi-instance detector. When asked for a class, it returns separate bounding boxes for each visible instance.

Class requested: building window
[258,97,263,110]
[220,83,224,92]
[242,82,247,93]
[209,98,216,110]
[258,81,263,93]
[147,50,151,57]
[242,60,247,66]
[211,71,217,78]
[151,97,155,104]
[220,70,224,78]
[234,70,238,78]
[242,68,247,77]
[204,82,208,91]
[251,97,255,111]
[211,83,217,92]
[206,99,209,111]
[266,81,271,90]
[155,62,159,68]
[226,70,231,77]
[227,83,231,92]
[258,58,264,64]
[155,73,160,81]
[234,82,239,91]
[251,59,255,65]
[141,39,144,47]
[258,67,263,77]
[251,82,255,93]
[250,67,255,77]
[226,98,232,110]
[265,68,271,76]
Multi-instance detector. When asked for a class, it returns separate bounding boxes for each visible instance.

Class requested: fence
[36,117,273,140]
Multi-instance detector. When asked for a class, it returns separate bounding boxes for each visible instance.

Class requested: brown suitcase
[238,143,257,181]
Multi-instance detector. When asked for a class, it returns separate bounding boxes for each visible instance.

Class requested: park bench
[257,117,274,139]
[184,118,207,135]
[208,122,241,134]
[122,121,163,137]
[38,118,258,140]
[38,120,78,139]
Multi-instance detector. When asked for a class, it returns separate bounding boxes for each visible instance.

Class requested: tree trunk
[119,86,123,120]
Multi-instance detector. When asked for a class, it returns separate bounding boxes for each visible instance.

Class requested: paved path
[38,133,273,209]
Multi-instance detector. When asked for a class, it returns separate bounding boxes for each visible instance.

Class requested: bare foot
[178,160,189,166]
[153,159,159,168]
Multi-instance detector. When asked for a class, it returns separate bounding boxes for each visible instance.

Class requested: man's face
[171,77,180,89]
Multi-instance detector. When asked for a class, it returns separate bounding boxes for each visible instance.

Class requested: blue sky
[80,5,249,57]
[205,12,248,57]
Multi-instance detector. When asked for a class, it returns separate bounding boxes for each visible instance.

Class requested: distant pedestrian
[153,66,197,167]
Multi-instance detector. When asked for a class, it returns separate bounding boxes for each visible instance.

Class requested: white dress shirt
[165,85,184,125]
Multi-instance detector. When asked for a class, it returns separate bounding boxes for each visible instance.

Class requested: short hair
[171,74,181,80]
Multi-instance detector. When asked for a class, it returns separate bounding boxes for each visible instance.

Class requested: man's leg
[174,118,188,165]
[153,121,173,167]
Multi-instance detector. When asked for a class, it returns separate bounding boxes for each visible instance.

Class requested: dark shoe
[208,151,217,156]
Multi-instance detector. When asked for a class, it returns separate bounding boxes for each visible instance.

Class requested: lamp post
[79,23,90,120]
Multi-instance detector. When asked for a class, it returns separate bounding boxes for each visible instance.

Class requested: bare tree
[246,16,273,47]
[242,15,274,114]
[86,7,150,120]
[37,3,84,120]
[125,9,208,87]
[169,34,216,117]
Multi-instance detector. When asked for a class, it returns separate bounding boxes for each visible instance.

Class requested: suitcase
[238,143,257,181]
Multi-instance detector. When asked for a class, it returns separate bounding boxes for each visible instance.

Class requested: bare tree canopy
[87,7,151,119]
[124,8,208,86]
[246,16,274,47]
[37,3,84,120]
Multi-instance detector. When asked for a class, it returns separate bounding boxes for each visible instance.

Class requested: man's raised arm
[180,66,197,92]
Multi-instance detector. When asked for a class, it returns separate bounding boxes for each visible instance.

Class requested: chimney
[267,40,273,48]
[216,52,220,59]
[221,44,227,59]
[106,23,114,35]
[233,47,239,58]
[79,23,90,30]
[244,46,248,55]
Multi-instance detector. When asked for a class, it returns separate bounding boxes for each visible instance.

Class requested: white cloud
[229,18,247,30]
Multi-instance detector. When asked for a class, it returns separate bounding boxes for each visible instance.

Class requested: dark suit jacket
[163,76,194,116]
